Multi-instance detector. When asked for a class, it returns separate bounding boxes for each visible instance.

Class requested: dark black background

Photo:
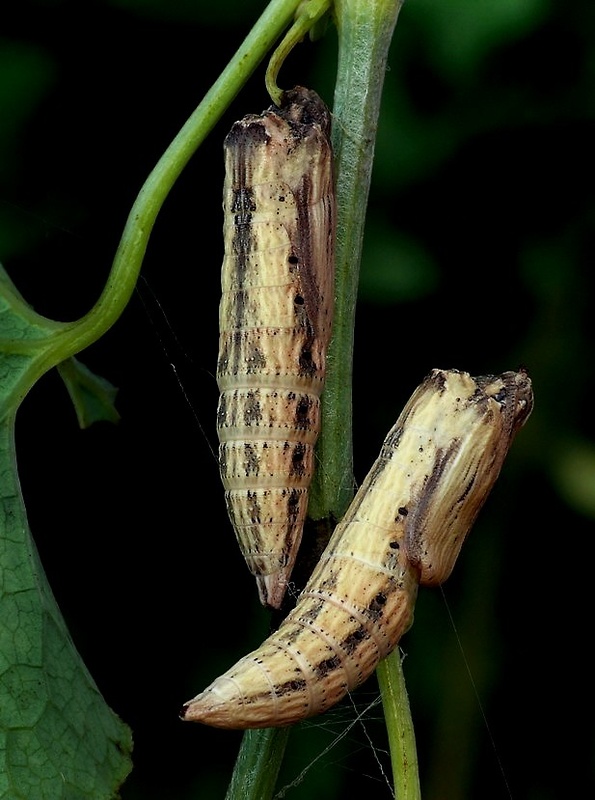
[2,1,593,797]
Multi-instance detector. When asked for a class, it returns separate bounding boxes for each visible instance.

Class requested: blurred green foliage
[1,0,593,798]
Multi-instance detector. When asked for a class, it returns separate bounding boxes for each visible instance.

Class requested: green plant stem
[230,1,415,798]
[309,0,405,522]
[265,0,333,104]
[229,0,417,795]
[377,650,422,800]
[12,0,304,404]
[225,727,291,800]
[308,0,421,794]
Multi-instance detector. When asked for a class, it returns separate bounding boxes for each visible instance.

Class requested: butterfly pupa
[216,86,336,609]
[182,368,533,729]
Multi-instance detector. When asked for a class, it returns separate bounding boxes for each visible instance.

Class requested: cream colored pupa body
[183,368,533,729]
[217,86,335,610]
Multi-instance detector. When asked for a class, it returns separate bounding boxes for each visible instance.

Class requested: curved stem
[265,0,333,104]
[40,0,304,373]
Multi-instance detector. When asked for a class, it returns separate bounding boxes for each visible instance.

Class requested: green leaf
[0,420,133,799]
[1,2,311,790]
[0,264,132,797]
[57,358,120,429]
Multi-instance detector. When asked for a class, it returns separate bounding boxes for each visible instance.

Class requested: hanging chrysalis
[182,368,533,729]
[216,86,335,609]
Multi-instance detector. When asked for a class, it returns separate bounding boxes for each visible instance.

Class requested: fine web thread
[137,283,515,796]
[135,276,218,464]
[275,587,515,799]
[439,585,514,800]
[347,692,395,798]
[273,693,391,799]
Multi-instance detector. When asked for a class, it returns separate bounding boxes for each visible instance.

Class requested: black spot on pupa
[367,592,387,619]
[286,488,302,523]
[315,656,341,677]
[245,346,266,372]
[398,506,408,516]
[289,442,307,477]
[277,678,307,696]
[243,443,261,476]
[295,395,314,428]
[342,627,367,654]
[298,347,315,376]
[243,392,263,425]
[245,490,262,523]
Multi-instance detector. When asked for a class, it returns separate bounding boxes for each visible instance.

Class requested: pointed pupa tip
[179,702,193,721]
[180,696,208,723]
[256,570,290,609]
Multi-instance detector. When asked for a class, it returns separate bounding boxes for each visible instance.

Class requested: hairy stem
[309,0,405,521]
[377,650,422,800]
[227,2,417,798]
[309,0,421,794]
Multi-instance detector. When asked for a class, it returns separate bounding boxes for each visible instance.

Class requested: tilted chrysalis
[182,368,533,729]
[216,86,335,609]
